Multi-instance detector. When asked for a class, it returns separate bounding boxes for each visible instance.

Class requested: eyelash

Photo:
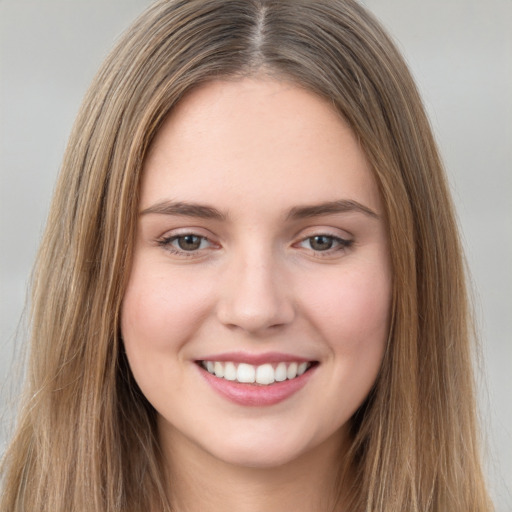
[156,233,353,258]
[296,234,353,256]
[157,234,215,257]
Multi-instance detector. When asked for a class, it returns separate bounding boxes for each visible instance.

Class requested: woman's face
[121,78,391,469]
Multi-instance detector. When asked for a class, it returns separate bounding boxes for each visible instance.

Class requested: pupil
[311,235,333,251]
[178,235,201,251]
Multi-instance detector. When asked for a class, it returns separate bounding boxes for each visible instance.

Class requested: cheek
[121,263,212,352]
[300,257,391,368]
[299,260,391,428]
[120,262,216,404]
[313,261,389,327]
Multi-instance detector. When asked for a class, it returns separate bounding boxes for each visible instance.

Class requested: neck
[160,425,351,512]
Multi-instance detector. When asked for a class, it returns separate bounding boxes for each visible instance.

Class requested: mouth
[197,360,317,386]
[194,351,319,406]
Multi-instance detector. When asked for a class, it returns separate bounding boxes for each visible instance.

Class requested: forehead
[141,78,382,216]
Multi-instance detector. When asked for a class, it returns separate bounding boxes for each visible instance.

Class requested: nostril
[216,291,295,333]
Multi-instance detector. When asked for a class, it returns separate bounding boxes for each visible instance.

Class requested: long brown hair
[1,1,492,510]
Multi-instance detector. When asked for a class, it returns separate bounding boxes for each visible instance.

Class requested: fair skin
[121,78,391,511]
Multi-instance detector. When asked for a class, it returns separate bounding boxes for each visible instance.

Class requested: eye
[157,233,214,255]
[173,234,206,251]
[297,234,352,253]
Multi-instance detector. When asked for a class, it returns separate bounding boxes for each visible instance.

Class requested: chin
[211,443,306,469]
[200,426,330,470]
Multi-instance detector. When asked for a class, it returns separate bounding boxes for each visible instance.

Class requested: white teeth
[224,362,237,381]
[297,362,308,376]
[201,360,313,385]
[287,362,298,379]
[256,364,275,385]
[237,363,256,383]
[214,361,224,378]
[275,362,287,382]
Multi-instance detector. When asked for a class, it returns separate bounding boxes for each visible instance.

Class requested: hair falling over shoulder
[1,1,493,511]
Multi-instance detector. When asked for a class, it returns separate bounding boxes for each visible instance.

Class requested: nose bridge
[217,241,294,333]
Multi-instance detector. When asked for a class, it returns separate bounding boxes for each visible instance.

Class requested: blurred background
[1,1,510,509]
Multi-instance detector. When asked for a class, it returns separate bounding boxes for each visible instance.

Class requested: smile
[200,360,313,386]
[196,357,318,406]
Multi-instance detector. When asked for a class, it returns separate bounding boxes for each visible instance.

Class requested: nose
[216,249,295,334]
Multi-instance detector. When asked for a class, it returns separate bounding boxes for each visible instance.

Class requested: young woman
[0,0,493,511]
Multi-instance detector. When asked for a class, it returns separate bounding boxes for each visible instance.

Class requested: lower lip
[197,364,316,406]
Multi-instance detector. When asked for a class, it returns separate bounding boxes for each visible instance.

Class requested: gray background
[0,1,510,509]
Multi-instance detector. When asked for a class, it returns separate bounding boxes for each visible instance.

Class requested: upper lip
[196,351,316,366]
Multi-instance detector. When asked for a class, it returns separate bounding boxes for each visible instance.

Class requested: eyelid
[291,222,353,238]
[293,225,353,241]
[156,225,217,244]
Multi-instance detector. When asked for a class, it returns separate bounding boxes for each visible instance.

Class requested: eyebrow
[140,199,379,221]
[140,200,227,220]
[286,199,379,220]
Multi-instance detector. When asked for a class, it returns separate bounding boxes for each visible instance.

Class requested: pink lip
[196,359,317,407]
[197,351,312,365]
